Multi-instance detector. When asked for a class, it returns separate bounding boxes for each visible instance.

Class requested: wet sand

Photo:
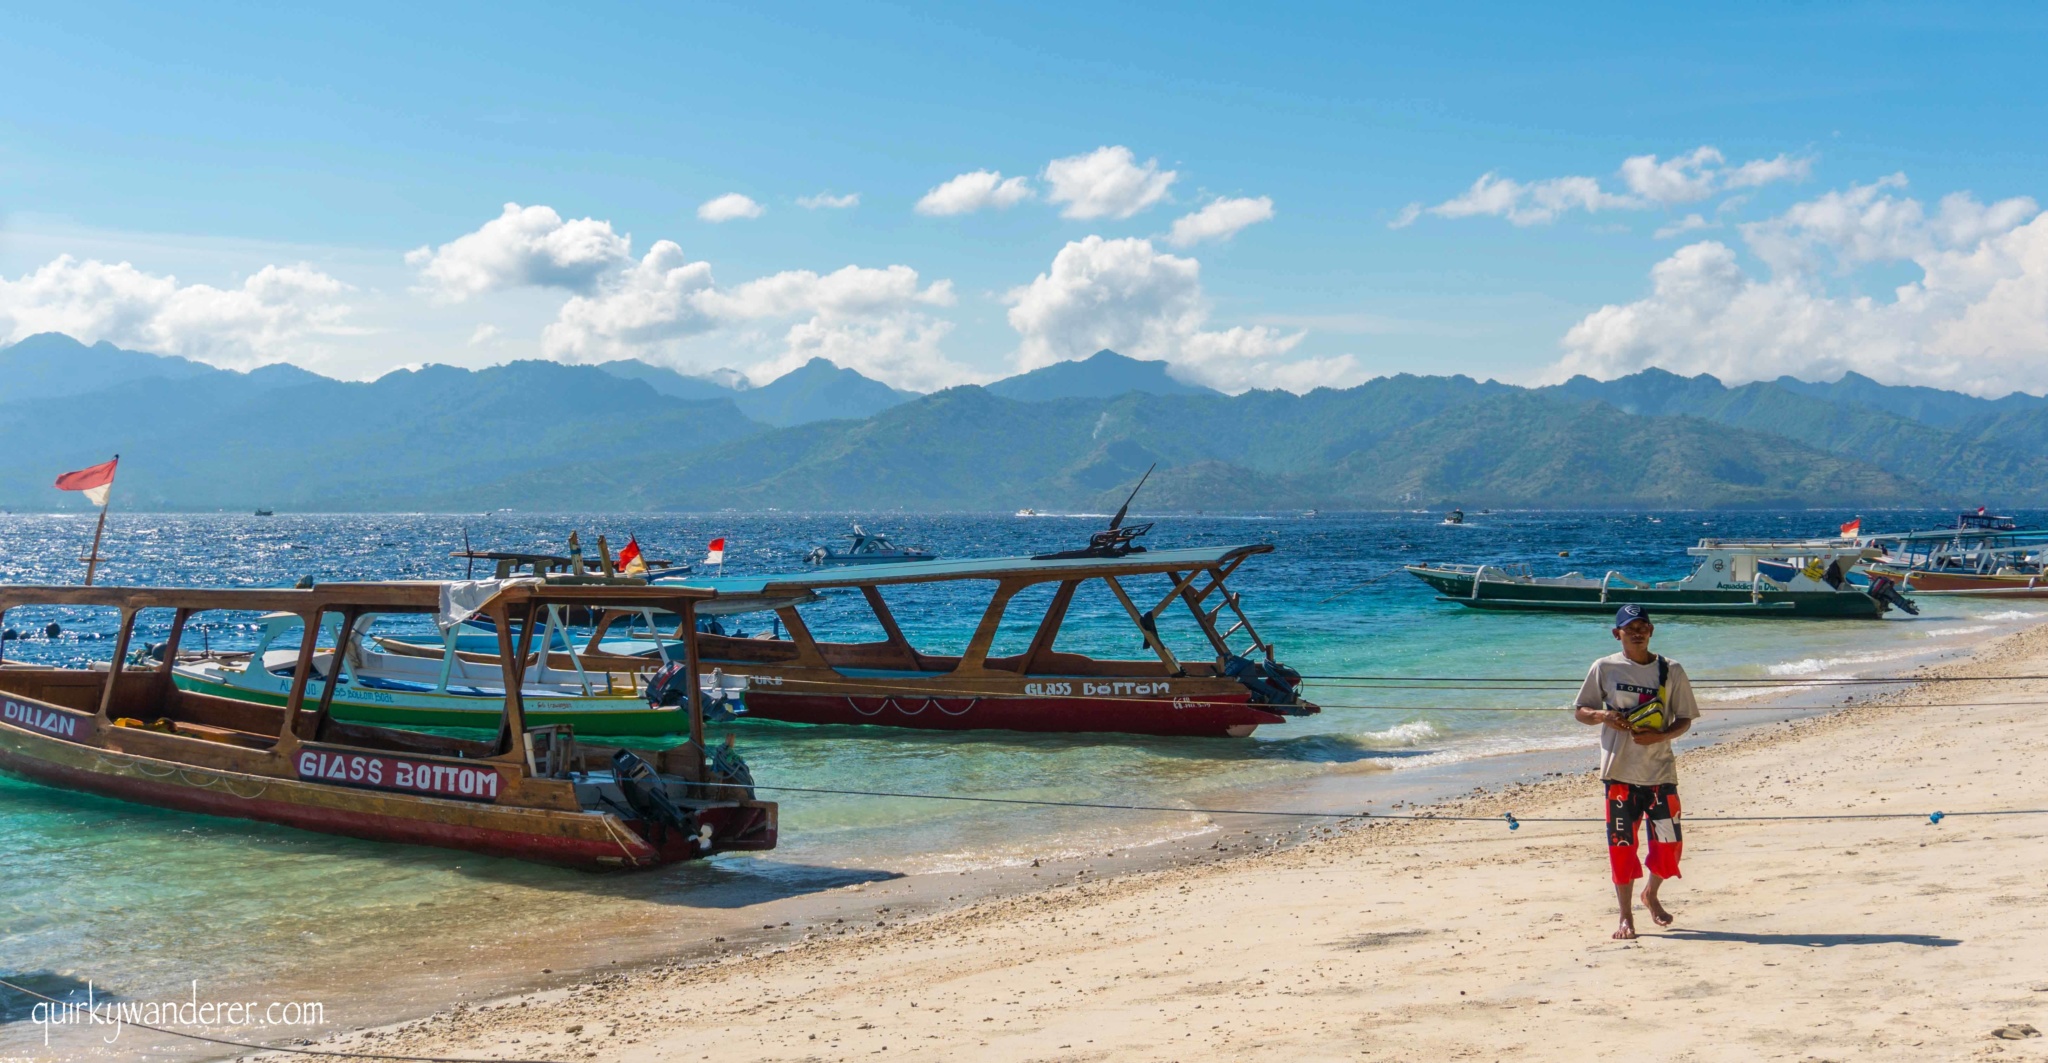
[278,622,2048,1062]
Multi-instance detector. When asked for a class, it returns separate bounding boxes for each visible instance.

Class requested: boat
[253,508,274,517]
[1405,538,1917,618]
[1302,509,1319,519]
[379,544,1319,737]
[1015,508,1040,517]
[1862,512,2048,597]
[1442,508,1464,526]
[803,524,937,566]
[0,580,775,868]
[168,607,702,736]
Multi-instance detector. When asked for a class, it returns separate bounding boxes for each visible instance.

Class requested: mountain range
[1,331,2041,512]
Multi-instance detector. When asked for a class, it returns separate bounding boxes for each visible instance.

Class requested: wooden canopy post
[1019,579,1081,673]
[1102,575,1182,674]
[95,606,138,722]
[149,607,194,706]
[858,585,921,669]
[682,599,706,780]
[305,607,359,740]
[953,579,1023,675]
[491,600,536,756]
[273,610,325,752]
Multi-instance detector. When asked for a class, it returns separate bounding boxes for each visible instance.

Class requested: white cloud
[1653,214,1713,239]
[1004,235,1345,393]
[1412,147,1816,228]
[0,255,353,369]
[1618,147,1724,206]
[697,193,765,223]
[1167,196,1275,247]
[1428,173,1639,226]
[1552,178,2048,396]
[1043,146,1178,220]
[914,170,1034,216]
[542,244,971,390]
[468,323,501,346]
[406,202,631,302]
[797,192,860,210]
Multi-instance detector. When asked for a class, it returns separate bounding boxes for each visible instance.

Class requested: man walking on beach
[1575,604,1699,940]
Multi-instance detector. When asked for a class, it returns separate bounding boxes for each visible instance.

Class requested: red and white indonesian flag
[1840,517,1862,537]
[702,537,726,566]
[54,457,119,507]
[617,536,647,575]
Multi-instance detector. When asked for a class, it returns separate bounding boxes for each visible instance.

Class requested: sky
[3,2,2047,395]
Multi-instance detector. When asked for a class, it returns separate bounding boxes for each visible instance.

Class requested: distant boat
[804,524,937,566]
[1302,509,1319,518]
[1015,508,1040,517]
[253,508,274,516]
[1406,538,1917,618]
[1442,508,1465,526]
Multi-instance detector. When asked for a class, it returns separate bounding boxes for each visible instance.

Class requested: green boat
[1405,539,1915,619]
[168,609,695,736]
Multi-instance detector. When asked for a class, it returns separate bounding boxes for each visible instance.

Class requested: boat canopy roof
[662,544,1275,595]
[0,579,717,615]
[1686,538,1882,558]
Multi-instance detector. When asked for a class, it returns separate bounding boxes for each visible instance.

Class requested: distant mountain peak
[985,349,1221,402]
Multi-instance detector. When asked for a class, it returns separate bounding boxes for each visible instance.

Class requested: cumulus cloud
[543,243,970,390]
[406,202,631,301]
[1043,146,1178,220]
[914,170,1034,216]
[797,192,860,209]
[1402,146,1815,228]
[0,255,352,368]
[1167,196,1275,247]
[1552,178,2048,396]
[1004,235,1348,393]
[468,324,501,346]
[697,193,765,223]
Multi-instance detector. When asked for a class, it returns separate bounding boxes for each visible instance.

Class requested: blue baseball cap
[1613,604,1651,629]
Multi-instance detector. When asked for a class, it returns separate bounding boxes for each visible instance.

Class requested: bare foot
[1643,893,1674,927]
[1613,920,1637,940]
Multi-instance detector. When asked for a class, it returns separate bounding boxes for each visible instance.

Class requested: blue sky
[4,2,2047,393]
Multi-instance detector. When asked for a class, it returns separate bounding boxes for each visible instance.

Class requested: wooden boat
[1406,539,1916,618]
[0,581,775,869]
[378,544,1319,738]
[1862,513,2048,598]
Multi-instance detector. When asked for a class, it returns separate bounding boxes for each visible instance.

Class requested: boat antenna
[1109,464,1156,531]
[462,525,474,579]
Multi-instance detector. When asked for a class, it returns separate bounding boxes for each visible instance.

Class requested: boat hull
[1407,568,1886,618]
[1866,566,2048,598]
[0,715,770,869]
[736,689,1284,738]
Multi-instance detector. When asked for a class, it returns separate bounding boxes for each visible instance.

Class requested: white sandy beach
[299,623,2048,1062]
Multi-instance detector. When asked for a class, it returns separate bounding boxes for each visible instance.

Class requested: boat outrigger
[1406,538,1917,618]
[0,581,775,868]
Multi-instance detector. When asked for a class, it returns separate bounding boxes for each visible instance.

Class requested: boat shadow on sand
[719,720,1439,765]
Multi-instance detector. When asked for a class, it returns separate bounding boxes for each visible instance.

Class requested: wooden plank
[1103,576,1181,674]
[859,585,922,669]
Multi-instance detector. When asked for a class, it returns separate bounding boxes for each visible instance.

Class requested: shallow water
[1,508,2036,1054]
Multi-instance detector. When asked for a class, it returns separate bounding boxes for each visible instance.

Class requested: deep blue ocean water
[2,509,2038,1051]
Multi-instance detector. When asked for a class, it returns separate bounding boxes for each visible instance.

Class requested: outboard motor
[1224,654,1310,712]
[645,660,692,707]
[1867,575,1920,616]
[610,748,693,843]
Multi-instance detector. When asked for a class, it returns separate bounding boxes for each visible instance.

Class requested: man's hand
[1630,718,1693,745]
[1576,706,1633,731]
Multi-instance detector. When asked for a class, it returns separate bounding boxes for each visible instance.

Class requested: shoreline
[224,620,2048,1059]
[4,611,2028,1062]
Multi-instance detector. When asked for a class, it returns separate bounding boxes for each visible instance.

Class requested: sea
[1,509,2038,1057]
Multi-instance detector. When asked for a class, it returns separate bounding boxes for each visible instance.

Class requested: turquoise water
[1,509,2037,1052]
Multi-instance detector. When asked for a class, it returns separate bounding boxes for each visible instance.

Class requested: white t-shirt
[1575,651,1700,786]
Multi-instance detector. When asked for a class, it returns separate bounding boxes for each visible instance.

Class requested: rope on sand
[704,781,2036,829]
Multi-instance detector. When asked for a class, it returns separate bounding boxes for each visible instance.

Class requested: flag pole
[81,453,117,587]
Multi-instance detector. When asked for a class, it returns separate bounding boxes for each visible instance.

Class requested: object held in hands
[1625,699,1668,733]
